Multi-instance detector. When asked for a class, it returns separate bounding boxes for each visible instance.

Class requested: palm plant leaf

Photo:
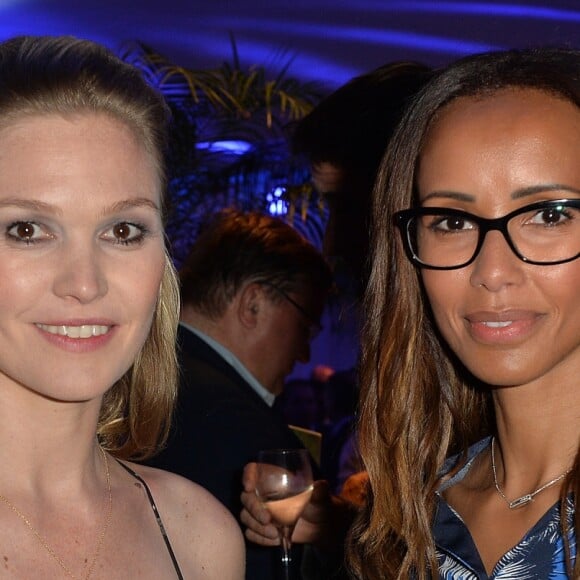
[118,39,328,258]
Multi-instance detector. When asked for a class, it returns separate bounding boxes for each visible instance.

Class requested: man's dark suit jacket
[148,324,308,580]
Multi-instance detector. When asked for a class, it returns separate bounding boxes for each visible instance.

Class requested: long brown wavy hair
[0,35,180,460]
[348,47,580,579]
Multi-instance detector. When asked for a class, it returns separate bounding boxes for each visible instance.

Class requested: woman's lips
[34,321,116,352]
[464,310,542,343]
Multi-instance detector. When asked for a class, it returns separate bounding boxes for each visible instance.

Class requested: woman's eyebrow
[511,184,580,199]
[101,197,160,216]
[0,198,62,214]
[421,190,475,203]
[0,197,161,216]
[422,185,580,203]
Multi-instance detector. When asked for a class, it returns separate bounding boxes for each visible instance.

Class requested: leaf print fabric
[433,439,576,579]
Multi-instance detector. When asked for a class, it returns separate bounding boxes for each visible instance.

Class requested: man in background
[149,209,332,579]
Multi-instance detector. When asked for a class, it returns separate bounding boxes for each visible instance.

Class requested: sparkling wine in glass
[255,449,314,579]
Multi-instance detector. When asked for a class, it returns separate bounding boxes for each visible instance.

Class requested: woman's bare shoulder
[126,462,245,579]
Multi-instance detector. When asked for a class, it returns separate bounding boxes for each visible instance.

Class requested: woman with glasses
[349,47,580,579]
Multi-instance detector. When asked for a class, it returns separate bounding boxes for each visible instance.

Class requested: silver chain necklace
[491,437,571,509]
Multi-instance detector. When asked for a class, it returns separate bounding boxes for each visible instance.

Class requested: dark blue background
[2,0,579,89]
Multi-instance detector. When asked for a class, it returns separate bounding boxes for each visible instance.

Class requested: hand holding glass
[255,449,313,578]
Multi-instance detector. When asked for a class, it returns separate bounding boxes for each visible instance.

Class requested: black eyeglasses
[261,282,323,341]
[394,199,580,270]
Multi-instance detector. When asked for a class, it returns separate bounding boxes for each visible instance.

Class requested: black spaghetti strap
[116,460,185,580]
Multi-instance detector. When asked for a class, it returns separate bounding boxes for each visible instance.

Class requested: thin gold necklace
[491,437,571,510]
[0,446,113,579]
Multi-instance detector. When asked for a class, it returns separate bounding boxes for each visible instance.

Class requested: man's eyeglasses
[394,199,580,270]
[262,282,323,341]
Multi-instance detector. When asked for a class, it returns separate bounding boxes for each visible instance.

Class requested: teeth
[483,321,513,328]
[36,324,110,338]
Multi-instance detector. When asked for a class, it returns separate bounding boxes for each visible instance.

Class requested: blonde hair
[0,35,179,460]
[99,255,180,459]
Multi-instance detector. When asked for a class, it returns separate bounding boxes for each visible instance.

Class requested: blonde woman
[0,36,244,579]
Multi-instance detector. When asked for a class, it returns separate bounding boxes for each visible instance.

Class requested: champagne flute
[255,449,314,580]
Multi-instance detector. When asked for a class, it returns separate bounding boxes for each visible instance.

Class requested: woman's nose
[52,245,108,303]
[469,230,526,291]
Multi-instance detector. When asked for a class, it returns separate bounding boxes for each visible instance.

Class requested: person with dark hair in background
[148,209,332,579]
[293,60,432,294]
[298,62,432,492]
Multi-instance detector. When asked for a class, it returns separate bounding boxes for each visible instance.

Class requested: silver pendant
[508,494,533,509]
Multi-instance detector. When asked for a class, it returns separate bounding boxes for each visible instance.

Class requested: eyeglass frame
[394,198,580,270]
[260,281,323,340]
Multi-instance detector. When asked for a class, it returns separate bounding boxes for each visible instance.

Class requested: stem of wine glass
[279,524,294,580]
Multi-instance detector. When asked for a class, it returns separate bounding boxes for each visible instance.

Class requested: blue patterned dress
[434,438,576,579]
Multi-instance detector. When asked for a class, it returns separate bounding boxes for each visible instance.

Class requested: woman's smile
[463,309,543,345]
[36,323,111,338]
